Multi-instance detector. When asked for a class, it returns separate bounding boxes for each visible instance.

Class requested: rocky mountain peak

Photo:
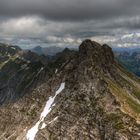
[79,39,100,54]
[78,39,114,68]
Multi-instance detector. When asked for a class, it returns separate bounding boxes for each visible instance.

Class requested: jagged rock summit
[0,40,140,140]
[79,39,114,64]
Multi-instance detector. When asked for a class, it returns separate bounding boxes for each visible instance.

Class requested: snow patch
[26,82,65,140]
[55,69,58,74]
[8,53,11,57]
[40,123,46,130]
[36,67,44,77]
[11,47,16,50]
[40,82,65,120]
[56,83,65,95]
[26,121,40,140]
[48,116,58,124]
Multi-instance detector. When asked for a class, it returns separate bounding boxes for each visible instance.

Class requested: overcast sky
[0,0,140,49]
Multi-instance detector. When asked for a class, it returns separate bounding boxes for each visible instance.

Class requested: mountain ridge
[0,40,140,140]
[0,43,52,104]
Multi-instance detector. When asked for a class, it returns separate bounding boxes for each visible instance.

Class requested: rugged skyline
[0,0,140,49]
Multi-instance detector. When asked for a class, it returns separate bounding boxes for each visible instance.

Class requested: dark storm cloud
[0,0,140,20]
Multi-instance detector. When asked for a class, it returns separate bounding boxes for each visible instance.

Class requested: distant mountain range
[31,46,66,56]
[115,50,140,77]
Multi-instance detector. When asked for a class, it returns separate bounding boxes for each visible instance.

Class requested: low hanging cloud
[0,15,140,49]
[46,36,82,44]
[0,17,46,37]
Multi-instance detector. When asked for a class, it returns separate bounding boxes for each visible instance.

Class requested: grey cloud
[99,16,140,30]
[0,0,140,20]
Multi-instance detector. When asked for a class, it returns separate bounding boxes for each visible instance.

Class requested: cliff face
[0,44,52,104]
[0,40,140,140]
